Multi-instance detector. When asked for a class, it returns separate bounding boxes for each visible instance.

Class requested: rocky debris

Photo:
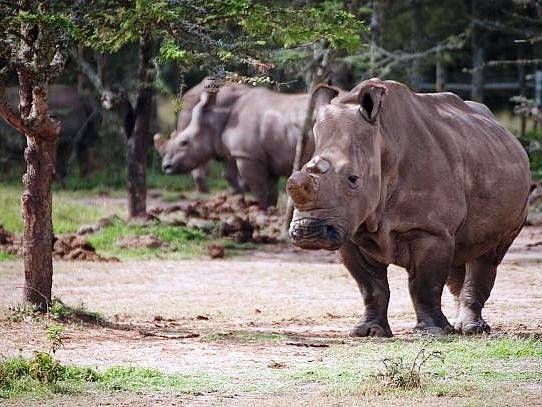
[219,215,254,243]
[0,225,21,255]
[77,215,124,236]
[117,234,163,249]
[0,225,116,262]
[53,234,117,262]
[207,243,225,259]
[150,193,284,243]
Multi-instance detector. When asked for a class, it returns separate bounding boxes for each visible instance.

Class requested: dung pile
[0,224,117,262]
[150,193,284,243]
[0,225,21,255]
[53,234,117,262]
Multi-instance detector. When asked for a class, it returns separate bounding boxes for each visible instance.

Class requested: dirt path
[0,226,541,405]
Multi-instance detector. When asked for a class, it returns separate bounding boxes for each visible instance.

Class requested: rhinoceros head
[155,90,220,174]
[287,80,388,251]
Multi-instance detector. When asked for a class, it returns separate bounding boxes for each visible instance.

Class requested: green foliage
[0,252,16,262]
[7,302,40,322]
[0,185,120,235]
[48,298,105,324]
[75,0,363,74]
[87,218,208,259]
[523,129,542,180]
[0,358,225,399]
[44,323,64,354]
[373,347,444,390]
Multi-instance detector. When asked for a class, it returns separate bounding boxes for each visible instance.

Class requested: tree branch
[0,81,28,138]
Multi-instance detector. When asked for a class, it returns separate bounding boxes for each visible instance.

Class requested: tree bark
[471,0,484,102]
[127,33,154,218]
[22,135,57,310]
[409,0,423,91]
[435,46,446,92]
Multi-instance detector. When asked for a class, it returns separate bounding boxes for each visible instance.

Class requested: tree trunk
[471,0,484,102]
[127,33,154,218]
[435,46,446,92]
[409,0,423,91]
[22,135,57,310]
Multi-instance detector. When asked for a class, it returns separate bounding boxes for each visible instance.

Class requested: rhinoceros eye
[179,139,188,147]
[347,175,359,185]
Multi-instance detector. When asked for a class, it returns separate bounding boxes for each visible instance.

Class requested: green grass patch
[0,185,122,235]
[203,330,287,343]
[0,252,16,261]
[0,356,227,399]
[87,219,208,260]
[278,336,542,397]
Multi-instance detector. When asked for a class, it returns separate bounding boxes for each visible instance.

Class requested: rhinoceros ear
[199,90,217,109]
[357,81,388,123]
[153,133,167,155]
[311,84,340,110]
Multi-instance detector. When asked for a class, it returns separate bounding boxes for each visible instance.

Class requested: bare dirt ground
[0,226,541,406]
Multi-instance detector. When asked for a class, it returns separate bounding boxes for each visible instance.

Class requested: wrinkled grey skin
[154,80,250,193]
[287,78,531,337]
[157,82,319,208]
[0,85,97,179]
[220,88,314,208]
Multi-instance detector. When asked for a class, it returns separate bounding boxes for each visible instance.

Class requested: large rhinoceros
[287,78,531,337]
[0,85,98,179]
[154,79,251,193]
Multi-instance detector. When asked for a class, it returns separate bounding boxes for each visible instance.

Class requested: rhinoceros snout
[289,219,343,251]
[286,171,315,206]
[162,162,174,174]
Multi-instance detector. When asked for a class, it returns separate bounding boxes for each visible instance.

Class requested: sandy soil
[0,226,541,406]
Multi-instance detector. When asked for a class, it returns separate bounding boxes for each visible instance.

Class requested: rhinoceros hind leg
[267,176,279,207]
[408,236,455,335]
[236,158,270,209]
[446,265,466,319]
[340,241,392,338]
[454,253,497,335]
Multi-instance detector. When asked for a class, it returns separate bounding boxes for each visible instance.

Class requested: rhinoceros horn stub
[287,171,316,206]
[153,133,167,155]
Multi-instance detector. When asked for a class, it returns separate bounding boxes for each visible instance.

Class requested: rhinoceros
[157,82,333,208]
[287,78,531,337]
[154,79,251,193]
[0,85,98,179]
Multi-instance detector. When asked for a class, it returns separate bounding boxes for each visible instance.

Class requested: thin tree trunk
[22,135,57,310]
[518,45,526,138]
[127,33,154,218]
[409,0,423,91]
[435,46,446,92]
[471,0,484,102]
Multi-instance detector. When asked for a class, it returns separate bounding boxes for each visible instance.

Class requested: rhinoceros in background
[0,85,98,179]
[287,78,531,337]
[154,79,251,193]
[156,82,336,208]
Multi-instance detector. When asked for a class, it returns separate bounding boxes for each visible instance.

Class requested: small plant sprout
[374,345,444,390]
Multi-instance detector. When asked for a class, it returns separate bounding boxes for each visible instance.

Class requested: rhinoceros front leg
[454,254,497,335]
[340,240,392,338]
[407,236,454,334]
[191,166,209,193]
[236,158,270,209]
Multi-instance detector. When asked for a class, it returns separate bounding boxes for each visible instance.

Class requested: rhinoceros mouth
[289,217,344,251]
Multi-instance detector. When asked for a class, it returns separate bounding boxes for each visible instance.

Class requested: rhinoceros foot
[414,320,455,336]
[349,319,393,338]
[454,318,490,335]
